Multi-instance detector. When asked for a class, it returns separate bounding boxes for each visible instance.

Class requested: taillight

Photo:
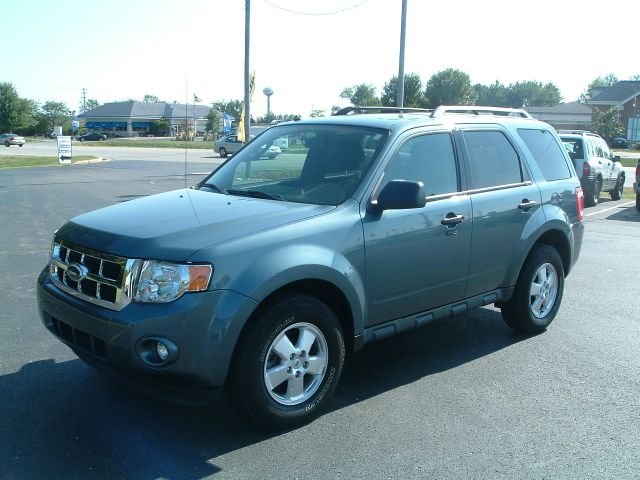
[582,162,591,177]
[576,187,584,221]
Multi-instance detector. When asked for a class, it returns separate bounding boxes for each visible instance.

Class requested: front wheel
[4,142,9,147]
[19,144,23,147]
[610,175,624,200]
[501,245,564,334]
[219,147,227,157]
[232,294,345,429]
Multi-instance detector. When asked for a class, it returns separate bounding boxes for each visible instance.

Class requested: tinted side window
[464,131,523,189]
[382,133,458,196]
[518,128,571,181]
[599,138,612,158]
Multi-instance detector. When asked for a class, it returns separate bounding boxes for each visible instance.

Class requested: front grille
[49,240,138,311]
[48,315,108,359]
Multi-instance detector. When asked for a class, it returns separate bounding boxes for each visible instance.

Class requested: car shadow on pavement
[0,307,526,479]
[601,204,639,222]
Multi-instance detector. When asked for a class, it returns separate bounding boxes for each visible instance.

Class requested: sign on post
[57,136,72,164]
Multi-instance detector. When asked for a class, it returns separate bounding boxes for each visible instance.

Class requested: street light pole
[244,0,251,143]
[396,0,407,108]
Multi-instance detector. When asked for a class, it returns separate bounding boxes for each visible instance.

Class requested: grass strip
[0,156,98,169]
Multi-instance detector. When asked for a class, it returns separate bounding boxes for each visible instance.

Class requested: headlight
[134,261,212,303]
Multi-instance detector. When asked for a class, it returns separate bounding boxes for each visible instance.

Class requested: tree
[474,81,510,107]
[206,109,221,134]
[579,74,618,104]
[0,82,31,132]
[40,101,71,130]
[339,84,381,106]
[309,109,325,118]
[381,73,424,107]
[506,81,561,108]
[590,107,624,143]
[79,99,100,114]
[424,69,477,108]
[256,112,277,124]
[143,94,159,103]
[212,99,243,123]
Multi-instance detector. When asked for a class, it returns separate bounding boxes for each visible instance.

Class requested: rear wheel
[610,175,624,200]
[4,142,9,147]
[232,294,344,428]
[19,144,23,147]
[219,147,227,157]
[501,245,564,334]
[585,179,601,207]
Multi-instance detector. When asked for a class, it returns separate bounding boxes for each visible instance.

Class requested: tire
[19,144,23,147]
[636,193,640,212]
[585,178,601,207]
[501,245,564,334]
[4,142,9,147]
[232,294,344,429]
[219,147,227,157]
[609,175,624,201]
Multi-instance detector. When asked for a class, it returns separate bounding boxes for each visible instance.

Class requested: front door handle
[441,213,465,227]
[518,199,537,211]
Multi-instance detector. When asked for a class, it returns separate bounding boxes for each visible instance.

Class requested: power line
[263,0,370,16]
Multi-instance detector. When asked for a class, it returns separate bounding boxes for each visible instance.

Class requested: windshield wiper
[199,183,229,195]
[227,189,286,201]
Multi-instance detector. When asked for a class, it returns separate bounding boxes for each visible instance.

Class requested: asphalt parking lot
[0,156,638,479]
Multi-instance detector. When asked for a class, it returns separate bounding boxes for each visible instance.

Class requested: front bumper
[37,268,258,399]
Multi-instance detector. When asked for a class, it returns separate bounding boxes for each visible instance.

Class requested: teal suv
[38,106,584,428]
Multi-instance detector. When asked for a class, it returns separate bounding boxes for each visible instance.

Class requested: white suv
[559,131,625,206]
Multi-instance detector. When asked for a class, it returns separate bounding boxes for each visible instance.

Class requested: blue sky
[4,0,638,117]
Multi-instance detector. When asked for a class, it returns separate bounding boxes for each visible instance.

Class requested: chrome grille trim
[49,239,142,311]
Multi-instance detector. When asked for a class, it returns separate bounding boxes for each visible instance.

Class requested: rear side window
[518,129,571,181]
[463,131,524,189]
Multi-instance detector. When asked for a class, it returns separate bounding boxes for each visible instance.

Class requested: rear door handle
[518,199,537,211]
[441,213,465,226]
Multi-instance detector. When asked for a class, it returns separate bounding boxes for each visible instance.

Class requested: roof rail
[431,105,533,119]
[333,106,433,116]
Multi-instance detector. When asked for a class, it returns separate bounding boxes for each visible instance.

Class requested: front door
[363,131,472,326]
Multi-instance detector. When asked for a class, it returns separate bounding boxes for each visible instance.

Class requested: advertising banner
[57,136,72,164]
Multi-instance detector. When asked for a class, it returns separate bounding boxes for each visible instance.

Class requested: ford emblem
[66,263,88,282]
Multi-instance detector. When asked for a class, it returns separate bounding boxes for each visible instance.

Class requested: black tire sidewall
[503,245,565,333]
[236,295,344,428]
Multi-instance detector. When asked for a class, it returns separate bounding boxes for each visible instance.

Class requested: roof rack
[333,106,433,116]
[430,106,533,119]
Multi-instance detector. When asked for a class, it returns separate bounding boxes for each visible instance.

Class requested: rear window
[519,129,571,181]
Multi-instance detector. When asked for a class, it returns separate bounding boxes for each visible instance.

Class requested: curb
[74,157,110,165]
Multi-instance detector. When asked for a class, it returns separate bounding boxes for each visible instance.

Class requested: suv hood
[56,189,335,261]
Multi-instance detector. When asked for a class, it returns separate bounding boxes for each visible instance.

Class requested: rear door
[459,127,542,298]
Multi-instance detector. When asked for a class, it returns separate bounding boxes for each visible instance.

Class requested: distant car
[0,133,26,147]
[77,132,107,142]
[44,131,57,139]
[634,158,640,212]
[264,145,281,159]
[611,137,628,149]
[559,131,625,206]
[215,134,243,157]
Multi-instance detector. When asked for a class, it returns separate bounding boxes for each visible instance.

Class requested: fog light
[156,341,169,361]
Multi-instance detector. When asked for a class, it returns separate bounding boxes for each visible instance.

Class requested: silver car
[214,134,243,157]
[1,133,26,147]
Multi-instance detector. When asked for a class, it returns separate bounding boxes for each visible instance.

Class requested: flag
[223,113,231,133]
[249,71,256,102]
[194,94,202,103]
[237,107,245,142]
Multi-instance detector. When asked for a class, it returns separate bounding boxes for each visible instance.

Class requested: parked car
[265,145,281,158]
[611,137,628,149]
[38,106,584,428]
[0,133,25,147]
[44,131,57,139]
[559,130,625,206]
[77,132,107,141]
[214,134,243,157]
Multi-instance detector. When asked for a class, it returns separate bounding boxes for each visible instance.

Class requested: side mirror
[369,180,426,213]
[613,155,621,162]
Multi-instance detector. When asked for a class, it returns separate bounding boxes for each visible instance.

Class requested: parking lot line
[584,201,634,217]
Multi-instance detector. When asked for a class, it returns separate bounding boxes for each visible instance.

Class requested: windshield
[200,124,387,205]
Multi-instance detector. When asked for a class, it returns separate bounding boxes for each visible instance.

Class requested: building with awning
[78,101,217,137]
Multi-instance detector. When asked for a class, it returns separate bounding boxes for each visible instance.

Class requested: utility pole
[396,0,407,108]
[243,0,251,143]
